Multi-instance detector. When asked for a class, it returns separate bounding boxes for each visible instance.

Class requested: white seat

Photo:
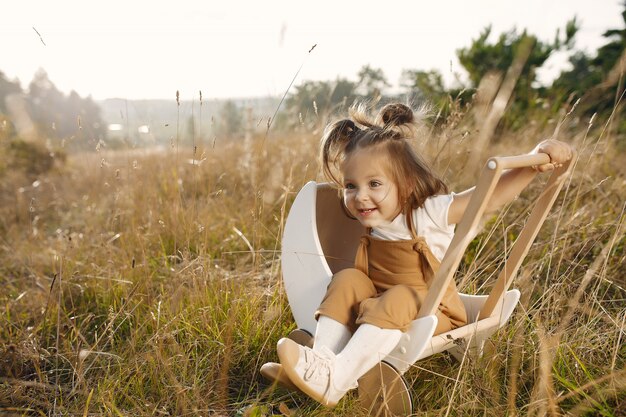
[387,290,520,372]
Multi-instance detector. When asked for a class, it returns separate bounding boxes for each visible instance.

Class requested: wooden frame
[417,153,576,321]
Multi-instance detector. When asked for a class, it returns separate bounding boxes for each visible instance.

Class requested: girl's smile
[341,148,402,228]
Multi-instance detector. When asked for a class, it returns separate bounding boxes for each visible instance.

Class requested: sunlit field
[0,94,624,416]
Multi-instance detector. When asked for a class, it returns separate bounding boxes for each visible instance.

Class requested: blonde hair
[320,102,448,212]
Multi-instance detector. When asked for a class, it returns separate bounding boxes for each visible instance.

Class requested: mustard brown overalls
[316,222,467,335]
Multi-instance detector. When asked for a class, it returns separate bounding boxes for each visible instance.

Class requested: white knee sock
[313,315,352,354]
[333,324,402,391]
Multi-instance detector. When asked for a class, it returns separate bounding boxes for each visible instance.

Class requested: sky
[1,0,624,101]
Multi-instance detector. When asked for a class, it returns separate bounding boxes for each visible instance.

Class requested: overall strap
[406,207,440,282]
[412,237,441,285]
[354,227,372,276]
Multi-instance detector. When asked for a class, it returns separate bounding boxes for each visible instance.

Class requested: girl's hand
[449,139,575,225]
[532,139,575,172]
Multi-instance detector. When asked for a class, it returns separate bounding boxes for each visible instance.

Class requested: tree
[285,78,357,128]
[0,71,22,115]
[26,69,106,149]
[401,69,448,104]
[455,20,578,129]
[457,21,577,88]
[66,90,107,145]
[27,69,66,139]
[551,2,626,116]
[594,5,626,76]
[217,100,243,138]
[356,65,390,100]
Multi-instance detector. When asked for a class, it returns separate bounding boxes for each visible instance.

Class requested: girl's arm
[447,139,574,225]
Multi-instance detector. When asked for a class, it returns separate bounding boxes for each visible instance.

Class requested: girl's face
[341,147,402,228]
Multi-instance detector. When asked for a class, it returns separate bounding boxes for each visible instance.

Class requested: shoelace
[302,347,333,384]
[302,347,338,404]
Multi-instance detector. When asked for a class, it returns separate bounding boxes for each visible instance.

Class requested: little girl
[262,102,573,407]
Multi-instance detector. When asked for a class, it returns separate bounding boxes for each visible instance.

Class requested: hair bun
[378,103,414,127]
[337,119,359,136]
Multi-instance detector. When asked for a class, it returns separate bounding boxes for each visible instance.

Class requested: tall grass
[0,98,624,416]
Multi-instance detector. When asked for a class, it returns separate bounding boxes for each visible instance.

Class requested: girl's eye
[369,181,381,188]
[344,183,355,190]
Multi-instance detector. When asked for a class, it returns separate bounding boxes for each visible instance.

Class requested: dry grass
[0,99,624,416]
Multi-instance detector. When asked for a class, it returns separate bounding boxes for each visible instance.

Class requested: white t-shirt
[370,193,455,261]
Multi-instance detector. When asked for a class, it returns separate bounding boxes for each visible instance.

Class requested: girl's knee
[317,269,375,332]
[355,285,422,330]
[383,285,421,307]
[380,285,421,316]
[332,268,369,282]
[329,268,375,292]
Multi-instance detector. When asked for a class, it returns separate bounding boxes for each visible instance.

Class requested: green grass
[0,106,624,416]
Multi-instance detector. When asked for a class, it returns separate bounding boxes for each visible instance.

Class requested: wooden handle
[417,152,576,320]
[490,153,550,170]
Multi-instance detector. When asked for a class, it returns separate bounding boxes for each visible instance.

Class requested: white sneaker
[277,338,350,407]
[259,362,299,391]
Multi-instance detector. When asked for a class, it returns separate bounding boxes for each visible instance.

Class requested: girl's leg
[332,323,402,391]
[276,324,401,406]
[315,268,377,333]
[313,315,351,354]
[262,268,372,392]
[261,316,350,392]
[277,284,417,405]
[328,284,419,390]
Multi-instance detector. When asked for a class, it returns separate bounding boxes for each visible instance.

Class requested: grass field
[0,101,624,416]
